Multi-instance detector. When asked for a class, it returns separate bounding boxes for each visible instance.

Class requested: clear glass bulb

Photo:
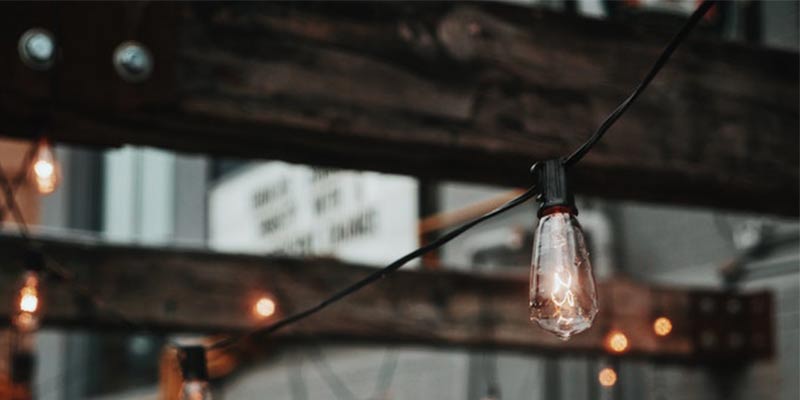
[31,138,58,195]
[13,271,42,333]
[181,380,213,400]
[529,209,597,340]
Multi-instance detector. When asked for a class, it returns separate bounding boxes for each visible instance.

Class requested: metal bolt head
[18,28,55,70]
[113,41,153,83]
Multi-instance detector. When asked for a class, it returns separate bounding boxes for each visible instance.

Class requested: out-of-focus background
[0,0,797,399]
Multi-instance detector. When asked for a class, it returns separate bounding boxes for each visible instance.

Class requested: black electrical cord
[207,0,716,351]
[208,184,539,349]
[563,0,716,167]
[208,0,716,351]
[0,0,716,361]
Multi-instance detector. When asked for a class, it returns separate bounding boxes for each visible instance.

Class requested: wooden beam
[0,3,796,215]
[0,234,772,361]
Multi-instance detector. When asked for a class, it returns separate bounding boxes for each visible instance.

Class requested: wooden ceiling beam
[0,234,773,362]
[0,2,796,215]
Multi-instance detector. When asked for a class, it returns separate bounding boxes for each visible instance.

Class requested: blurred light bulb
[253,296,276,318]
[181,380,213,400]
[31,138,59,195]
[605,331,629,353]
[13,271,42,332]
[180,346,212,400]
[653,317,673,337]
[598,367,617,387]
[529,207,597,340]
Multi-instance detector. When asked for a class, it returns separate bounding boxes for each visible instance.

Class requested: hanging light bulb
[529,160,597,340]
[180,346,213,400]
[13,250,45,333]
[30,137,59,195]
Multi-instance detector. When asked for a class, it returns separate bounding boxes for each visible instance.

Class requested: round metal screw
[18,28,55,70]
[113,41,153,83]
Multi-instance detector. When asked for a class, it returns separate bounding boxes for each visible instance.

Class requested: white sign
[209,162,418,266]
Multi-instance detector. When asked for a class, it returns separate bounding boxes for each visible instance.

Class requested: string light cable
[0,146,142,331]
[0,0,717,385]
[564,0,716,167]
[205,0,717,350]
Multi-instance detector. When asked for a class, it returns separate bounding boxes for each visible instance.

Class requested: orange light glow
[598,367,617,387]
[254,297,276,318]
[606,331,629,353]
[653,317,673,336]
[15,312,35,331]
[31,138,59,195]
[19,288,38,313]
[14,272,42,332]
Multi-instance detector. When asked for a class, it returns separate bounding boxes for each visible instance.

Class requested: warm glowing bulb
[653,317,673,336]
[606,331,629,353]
[181,380,213,400]
[13,271,42,332]
[529,208,597,340]
[598,367,617,387]
[31,138,58,195]
[254,297,276,318]
[19,289,38,312]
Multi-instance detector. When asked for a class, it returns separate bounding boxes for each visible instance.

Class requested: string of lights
[206,0,717,351]
[0,1,716,397]
[0,149,145,331]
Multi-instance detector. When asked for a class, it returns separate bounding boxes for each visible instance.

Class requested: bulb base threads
[531,159,576,217]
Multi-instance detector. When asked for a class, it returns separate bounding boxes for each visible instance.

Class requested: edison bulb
[31,138,59,195]
[13,271,42,332]
[181,380,212,400]
[529,208,597,340]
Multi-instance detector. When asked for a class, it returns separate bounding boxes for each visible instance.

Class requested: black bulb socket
[531,159,577,218]
[180,345,209,381]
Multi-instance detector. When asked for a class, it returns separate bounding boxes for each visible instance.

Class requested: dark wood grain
[0,234,772,361]
[0,2,796,215]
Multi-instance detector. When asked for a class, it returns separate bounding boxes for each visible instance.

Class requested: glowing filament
[254,297,276,318]
[34,160,54,178]
[551,270,575,308]
[19,287,38,312]
[14,272,42,332]
[31,138,58,194]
